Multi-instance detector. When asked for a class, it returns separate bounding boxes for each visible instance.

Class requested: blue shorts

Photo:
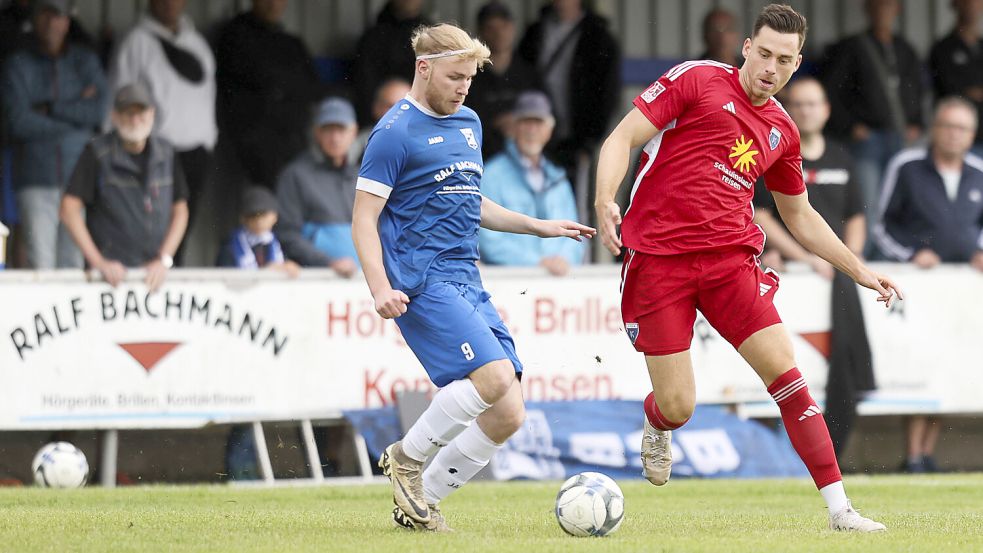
[395,281,522,388]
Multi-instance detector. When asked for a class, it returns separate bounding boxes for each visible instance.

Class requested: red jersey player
[594,4,902,532]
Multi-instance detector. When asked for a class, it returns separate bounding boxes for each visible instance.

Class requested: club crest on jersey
[769,127,782,151]
[625,323,639,344]
[641,82,666,103]
[460,128,479,150]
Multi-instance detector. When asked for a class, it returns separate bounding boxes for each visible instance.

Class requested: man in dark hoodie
[351,0,430,126]
[214,0,319,189]
[517,0,620,177]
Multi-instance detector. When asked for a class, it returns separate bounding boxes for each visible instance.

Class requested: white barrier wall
[1,265,981,430]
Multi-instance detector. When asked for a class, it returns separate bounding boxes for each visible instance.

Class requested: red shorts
[620,247,782,356]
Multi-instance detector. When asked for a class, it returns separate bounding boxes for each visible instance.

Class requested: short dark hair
[752,3,808,49]
[476,1,512,28]
[702,8,736,40]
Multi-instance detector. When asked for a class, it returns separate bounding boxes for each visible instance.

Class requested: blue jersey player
[352,24,595,532]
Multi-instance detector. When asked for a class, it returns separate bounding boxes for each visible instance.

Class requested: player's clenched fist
[374,288,410,319]
[595,201,623,256]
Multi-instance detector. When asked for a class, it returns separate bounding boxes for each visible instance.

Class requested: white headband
[416,49,471,61]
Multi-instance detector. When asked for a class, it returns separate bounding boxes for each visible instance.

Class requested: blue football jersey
[357,95,485,296]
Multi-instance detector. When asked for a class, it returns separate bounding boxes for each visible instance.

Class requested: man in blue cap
[275,97,360,277]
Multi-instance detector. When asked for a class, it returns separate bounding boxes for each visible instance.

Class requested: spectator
[0,220,9,269]
[468,1,541,159]
[929,0,983,150]
[752,78,874,458]
[699,8,742,66]
[59,84,189,292]
[1,0,107,269]
[517,0,620,175]
[109,0,216,251]
[873,96,982,471]
[874,97,983,269]
[351,0,430,126]
[217,186,298,276]
[821,0,924,251]
[349,77,410,165]
[0,0,94,61]
[215,0,319,189]
[479,91,583,276]
[275,97,359,278]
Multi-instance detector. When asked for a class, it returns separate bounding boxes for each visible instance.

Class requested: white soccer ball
[32,441,89,488]
[555,471,625,537]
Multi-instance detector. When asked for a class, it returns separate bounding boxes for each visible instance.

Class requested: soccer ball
[555,471,625,537]
[31,442,89,488]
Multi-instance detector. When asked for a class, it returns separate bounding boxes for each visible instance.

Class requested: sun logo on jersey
[729,135,759,174]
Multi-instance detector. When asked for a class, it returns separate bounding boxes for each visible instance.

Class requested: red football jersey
[622,60,805,256]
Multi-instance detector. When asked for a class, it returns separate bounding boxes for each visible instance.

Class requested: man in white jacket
[109,0,216,262]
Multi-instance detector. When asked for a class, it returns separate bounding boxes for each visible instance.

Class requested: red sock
[768,367,842,489]
[644,392,688,430]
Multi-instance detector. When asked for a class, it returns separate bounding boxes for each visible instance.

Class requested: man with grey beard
[60,83,189,292]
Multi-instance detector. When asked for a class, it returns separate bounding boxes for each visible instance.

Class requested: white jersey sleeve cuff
[356,177,393,199]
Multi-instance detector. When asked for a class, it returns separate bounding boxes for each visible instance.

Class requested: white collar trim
[404,94,451,119]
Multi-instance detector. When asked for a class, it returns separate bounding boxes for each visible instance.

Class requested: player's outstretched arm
[352,190,410,319]
[479,196,595,240]
[772,190,904,307]
[753,208,834,279]
[594,108,659,256]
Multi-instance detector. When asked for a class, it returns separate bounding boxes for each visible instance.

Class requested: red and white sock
[644,392,688,430]
[769,367,848,512]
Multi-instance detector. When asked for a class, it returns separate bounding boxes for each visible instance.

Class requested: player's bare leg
[402,377,525,533]
[640,351,696,485]
[739,323,886,532]
[381,359,515,524]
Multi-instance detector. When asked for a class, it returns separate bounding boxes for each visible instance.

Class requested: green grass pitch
[1,474,981,552]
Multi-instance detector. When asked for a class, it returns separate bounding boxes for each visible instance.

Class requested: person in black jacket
[929,0,983,148]
[467,1,541,159]
[874,97,983,270]
[350,0,430,126]
[214,0,319,190]
[821,0,924,256]
[516,0,620,179]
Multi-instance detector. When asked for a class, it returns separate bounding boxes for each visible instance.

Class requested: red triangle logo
[798,332,831,359]
[118,342,181,373]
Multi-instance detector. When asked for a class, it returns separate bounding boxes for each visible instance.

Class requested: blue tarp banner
[344,400,808,480]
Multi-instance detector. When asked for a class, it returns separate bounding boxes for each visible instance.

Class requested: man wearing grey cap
[1,0,107,269]
[479,91,584,275]
[60,83,189,291]
[109,0,217,258]
[275,97,360,277]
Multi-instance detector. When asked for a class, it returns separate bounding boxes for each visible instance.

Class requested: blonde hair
[411,24,491,69]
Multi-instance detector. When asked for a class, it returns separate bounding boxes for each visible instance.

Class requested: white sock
[423,422,503,504]
[402,379,491,463]
[820,481,849,514]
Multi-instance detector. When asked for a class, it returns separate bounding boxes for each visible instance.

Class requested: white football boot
[392,504,455,533]
[829,501,887,532]
[379,441,430,524]
[640,417,672,485]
